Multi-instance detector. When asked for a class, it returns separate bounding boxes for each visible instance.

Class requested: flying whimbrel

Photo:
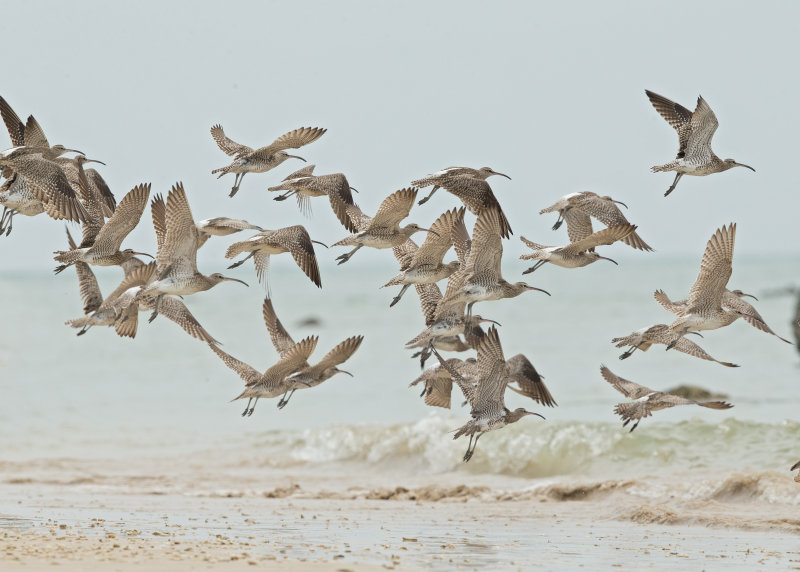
[66,256,218,344]
[664,223,757,346]
[439,208,549,327]
[409,357,476,409]
[519,223,636,274]
[654,289,792,345]
[259,297,363,409]
[53,180,152,273]
[267,168,360,231]
[539,191,652,251]
[195,217,264,249]
[225,226,325,288]
[0,96,94,231]
[136,183,248,322]
[411,353,556,411]
[400,227,496,366]
[432,327,544,462]
[332,187,435,264]
[611,324,738,367]
[411,166,510,206]
[0,147,88,224]
[382,207,463,307]
[280,336,364,409]
[600,365,732,432]
[646,90,754,196]
[210,124,326,197]
[412,168,513,239]
[208,336,318,417]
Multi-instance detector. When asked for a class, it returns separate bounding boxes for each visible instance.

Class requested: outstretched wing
[210,124,252,157]
[600,365,653,399]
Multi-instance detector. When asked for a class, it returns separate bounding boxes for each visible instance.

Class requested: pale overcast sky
[1,1,799,272]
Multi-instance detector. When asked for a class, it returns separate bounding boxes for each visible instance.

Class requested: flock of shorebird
[0,90,795,465]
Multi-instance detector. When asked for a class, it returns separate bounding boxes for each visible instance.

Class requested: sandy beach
[3,462,800,571]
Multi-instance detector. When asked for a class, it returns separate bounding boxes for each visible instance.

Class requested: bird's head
[722,158,755,172]
[478,167,511,181]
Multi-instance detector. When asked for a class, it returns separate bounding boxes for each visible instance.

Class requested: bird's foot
[335,253,352,265]
[227,260,245,269]
[148,309,159,323]
[54,264,68,274]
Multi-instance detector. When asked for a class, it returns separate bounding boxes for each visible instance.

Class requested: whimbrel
[259,296,364,409]
[646,90,754,196]
[411,166,510,206]
[53,179,151,273]
[654,289,792,345]
[0,96,91,230]
[210,124,326,197]
[195,217,264,249]
[411,353,556,411]
[137,183,248,322]
[439,208,549,327]
[409,357,476,409]
[332,187,435,264]
[208,336,318,416]
[611,324,739,367]
[539,191,652,251]
[66,257,218,344]
[600,365,732,432]
[519,224,636,274]
[225,226,325,288]
[432,327,544,462]
[664,224,755,345]
[399,228,496,365]
[791,461,800,483]
[0,147,88,224]
[382,207,464,307]
[280,336,364,409]
[412,168,513,238]
[267,168,359,230]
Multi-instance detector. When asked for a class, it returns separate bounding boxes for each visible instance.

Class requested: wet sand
[3,471,800,571]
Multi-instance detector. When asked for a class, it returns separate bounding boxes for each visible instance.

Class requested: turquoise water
[0,252,798,478]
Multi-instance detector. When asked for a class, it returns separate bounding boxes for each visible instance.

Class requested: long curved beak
[738,291,758,301]
[612,199,628,209]
[64,148,85,155]
[735,162,755,172]
[479,318,501,326]
[420,227,440,237]
[286,154,306,162]
[493,171,511,180]
[598,255,618,265]
[337,369,353,377]
[526,411,545,419]
[222,276,249,286]
[81,158,106,166]
[133,251,155,259]
[312,240,329,249]
[526,286,551,296]
[685,331,704,338]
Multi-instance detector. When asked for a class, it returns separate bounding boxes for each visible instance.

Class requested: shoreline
[3,472,800,570]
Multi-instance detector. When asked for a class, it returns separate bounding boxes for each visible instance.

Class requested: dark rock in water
[296,316,322,328]
[666,385,728,400]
